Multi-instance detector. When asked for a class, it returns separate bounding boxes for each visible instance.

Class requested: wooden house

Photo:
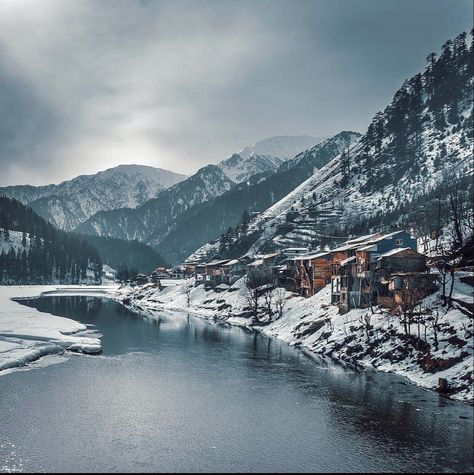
[330,243,361,306]
[204,259,231,286]
[376,248,436,309]
[331,230,418,313]
[289,251,332,297]
[221,259,245,284]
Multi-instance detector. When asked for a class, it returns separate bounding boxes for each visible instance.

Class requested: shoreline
[0,285,119,375]
[115,278,474,404]
[1,282,472,405]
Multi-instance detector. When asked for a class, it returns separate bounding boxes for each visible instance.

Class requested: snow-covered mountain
[191,31,474,261]
[75,164,235,245]
[218,135,329,183]
[160,131,360,264]
[0,164,186,231]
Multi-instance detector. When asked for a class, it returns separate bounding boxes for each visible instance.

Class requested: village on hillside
[126,229,473,319]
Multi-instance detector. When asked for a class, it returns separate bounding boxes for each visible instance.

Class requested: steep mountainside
[192,31,473,261]
[159,132,360,263]
[0,164,186,231]
[76,165,235,245]
[217,135,328,182]
[74,234,167,273]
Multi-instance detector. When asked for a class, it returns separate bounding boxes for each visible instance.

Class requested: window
[395,239,403,246]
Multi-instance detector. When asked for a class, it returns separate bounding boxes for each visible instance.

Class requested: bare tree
[435,259,450,306]
[359,313,372,341]
[184,286,192,307]
[427,309,442,351]
[274,288,287,320]
[242,276,261,322]
[262,288,275,321]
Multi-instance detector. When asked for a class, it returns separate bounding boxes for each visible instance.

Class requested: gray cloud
[0,0,472,185]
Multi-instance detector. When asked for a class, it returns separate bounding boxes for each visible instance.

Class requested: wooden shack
[376,248,436,309]
[291,251,331,297]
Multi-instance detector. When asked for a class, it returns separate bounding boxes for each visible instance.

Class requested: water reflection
[5,296,473,473]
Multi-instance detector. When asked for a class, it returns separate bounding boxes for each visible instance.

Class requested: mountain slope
[193,31,474,260]
[0,197,102,284]
[217,135,328,183]
[0,164,186,231]
[74,234,167,274]
[159,131,360,263]
[76,165,235,245]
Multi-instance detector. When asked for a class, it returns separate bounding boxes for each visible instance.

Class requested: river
[0,295,472,472]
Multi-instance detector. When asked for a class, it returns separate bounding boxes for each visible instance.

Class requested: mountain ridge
[0,164,186,231]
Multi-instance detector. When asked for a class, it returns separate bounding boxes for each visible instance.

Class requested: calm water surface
[0,296,473,473]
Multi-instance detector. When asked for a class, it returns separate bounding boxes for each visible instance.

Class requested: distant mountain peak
[237,134,330,160]
[218,134,330,183]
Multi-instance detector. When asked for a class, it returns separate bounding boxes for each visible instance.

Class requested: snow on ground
[118,274,474,403]
[0,284,118,374]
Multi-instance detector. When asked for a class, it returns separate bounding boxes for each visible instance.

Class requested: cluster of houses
[150,230,438,314]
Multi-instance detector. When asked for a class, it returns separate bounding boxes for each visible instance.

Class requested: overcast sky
[0,0,472,186]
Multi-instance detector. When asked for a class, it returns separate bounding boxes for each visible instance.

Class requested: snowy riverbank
[0,285,119,374]
[116,275,474,403]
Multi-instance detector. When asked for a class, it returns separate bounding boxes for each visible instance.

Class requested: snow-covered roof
[357,244,378,252]
[247,259,264,267]
[289,251,330,261]
[345,233,381,245]
[340,256,356,266]
[283,247,309,252]
[377,247,413,260]
[370,230,405,243]
[255,252,281,260]
[222,259,240,267]
[205,259,232,267]
[330,243,360,252]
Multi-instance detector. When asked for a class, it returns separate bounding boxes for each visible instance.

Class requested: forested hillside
[75,164,235,244]
[192,31,474,261]
[0,197,102,284]
[75,234,167,274]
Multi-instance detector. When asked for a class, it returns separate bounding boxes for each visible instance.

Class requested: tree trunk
[447,267,455,310]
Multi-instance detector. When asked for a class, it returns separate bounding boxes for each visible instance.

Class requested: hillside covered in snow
[217,135,328,183]
[76,164,235,245]
[194,31,473,262]
[162,131,360,264]
[0,164,186,231]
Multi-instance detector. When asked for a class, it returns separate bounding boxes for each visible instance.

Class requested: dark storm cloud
[0,0,472,185]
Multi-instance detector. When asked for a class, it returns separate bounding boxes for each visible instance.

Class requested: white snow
[217,135,329,183]
[0,285,118,374]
